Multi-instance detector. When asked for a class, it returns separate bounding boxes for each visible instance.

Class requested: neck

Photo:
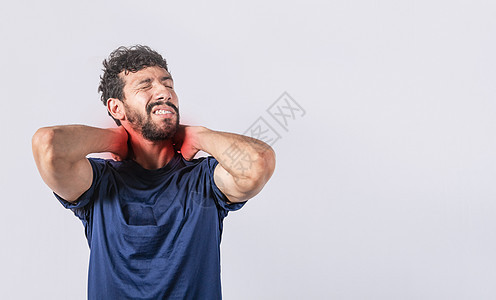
[127,129,176,170]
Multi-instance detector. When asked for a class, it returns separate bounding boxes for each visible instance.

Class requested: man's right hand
[109,126,130,161]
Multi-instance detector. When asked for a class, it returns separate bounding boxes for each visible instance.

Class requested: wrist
[193,126,210,151]
[106,127,128,153]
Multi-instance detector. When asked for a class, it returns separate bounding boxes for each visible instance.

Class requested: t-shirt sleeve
[204,156,246,213]
[54,158,107,221]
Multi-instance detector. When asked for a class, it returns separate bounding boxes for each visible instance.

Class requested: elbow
[32,127,55,158]
[245,146,276,189]
[256,145,276,183]
[32,127,63,166]
[264,146,276,179]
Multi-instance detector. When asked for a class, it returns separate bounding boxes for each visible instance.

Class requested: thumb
[111,153,123,161]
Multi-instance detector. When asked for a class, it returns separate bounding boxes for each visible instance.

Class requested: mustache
[146,100,179,115]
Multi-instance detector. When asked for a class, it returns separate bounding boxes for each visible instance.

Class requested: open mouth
[148,101,179,119]
[153,109,173,115]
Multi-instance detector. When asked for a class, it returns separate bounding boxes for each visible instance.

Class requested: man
[32,45,276,299]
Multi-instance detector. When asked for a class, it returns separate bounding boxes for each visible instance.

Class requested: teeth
[154,110,171,115]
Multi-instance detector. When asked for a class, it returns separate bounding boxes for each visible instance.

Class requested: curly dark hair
[98,45,169,126]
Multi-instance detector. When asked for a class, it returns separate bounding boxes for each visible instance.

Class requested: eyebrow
[135,76,173,87]
[136,78,152,87]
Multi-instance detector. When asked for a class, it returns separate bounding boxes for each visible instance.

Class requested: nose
[157,93,171,102]
[155,86,172,102]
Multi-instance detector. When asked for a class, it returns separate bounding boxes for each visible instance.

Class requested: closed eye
[161,76,174,89]
[136,78,153,90]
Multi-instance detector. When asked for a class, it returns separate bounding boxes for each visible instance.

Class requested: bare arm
[32,125,128,202]
[175,126,276,203]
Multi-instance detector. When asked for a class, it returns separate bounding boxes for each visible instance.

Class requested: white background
[1,0,496,299]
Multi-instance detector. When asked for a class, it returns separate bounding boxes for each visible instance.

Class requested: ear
[107,98,125,121]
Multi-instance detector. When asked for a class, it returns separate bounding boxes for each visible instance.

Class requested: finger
[181,148,199,161]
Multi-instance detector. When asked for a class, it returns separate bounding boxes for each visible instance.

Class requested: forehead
[120,66,172,86]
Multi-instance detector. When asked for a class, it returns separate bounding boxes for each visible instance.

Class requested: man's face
[120,66,180,141]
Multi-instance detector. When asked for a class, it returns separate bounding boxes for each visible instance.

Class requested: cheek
[171,91,179,104]
[132,94,153,110]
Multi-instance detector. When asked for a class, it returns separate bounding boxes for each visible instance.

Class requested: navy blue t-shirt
[55,153,245,300]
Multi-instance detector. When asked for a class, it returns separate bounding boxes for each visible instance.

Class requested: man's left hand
[172,125,206,160]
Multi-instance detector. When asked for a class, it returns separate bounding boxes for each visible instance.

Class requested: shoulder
[180,155,221,175]
[88,157,138,169]
[86,157,134,178]
[170,155,220,183]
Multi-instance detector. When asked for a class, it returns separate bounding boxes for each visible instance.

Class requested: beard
[125,101,180,141]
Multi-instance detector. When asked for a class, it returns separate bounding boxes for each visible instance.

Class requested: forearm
[33,125,124,164]
[197,127,275,182]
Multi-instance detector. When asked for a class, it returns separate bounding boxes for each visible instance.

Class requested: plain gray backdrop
[1,0,495,299]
